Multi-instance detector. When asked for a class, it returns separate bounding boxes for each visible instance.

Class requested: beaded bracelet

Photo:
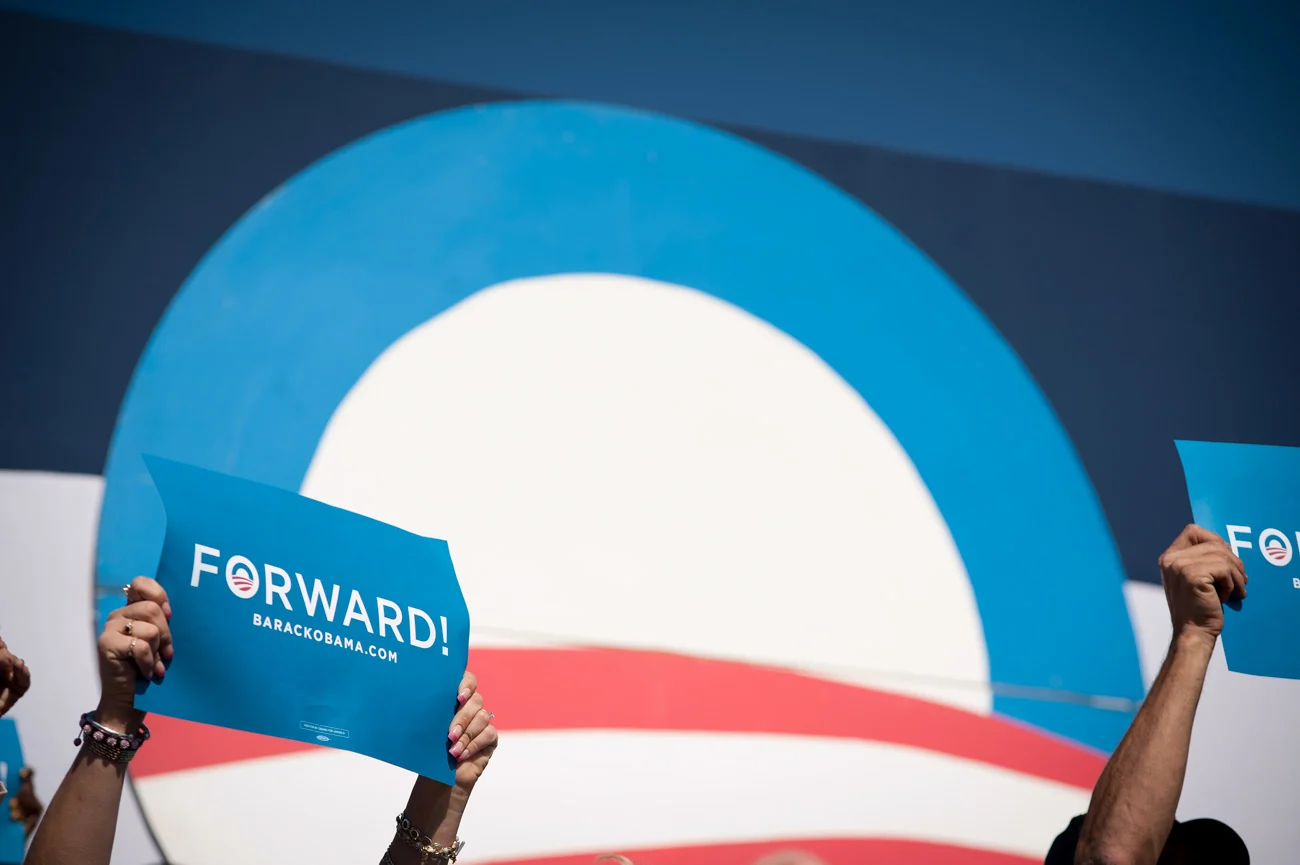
[394,812,463,863]
[73,711,151,763]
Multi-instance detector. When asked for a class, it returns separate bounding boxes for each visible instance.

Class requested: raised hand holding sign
[1176,440,1300,680]
[138,456,470,782]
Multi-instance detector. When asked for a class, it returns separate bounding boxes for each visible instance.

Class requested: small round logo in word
[1259,528,1293,567]
[225,556,261,598]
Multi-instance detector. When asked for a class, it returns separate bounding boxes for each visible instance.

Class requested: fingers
[462,704,493,741]
[128,619,164,679]
[445,669,481,741]
[0,636,30,716]
[1209,571,1236,604]
[448,671,493,762]
[1163,542,1248,603]
[456,721,498,764]
[9,656,30,699]
[447,692,483,747]
[456,670,477,706]
[0,650,28,716]
[1185,543,1248,601]
[99,617,165,682]
[110,598,174,665]
[126,576,173,620]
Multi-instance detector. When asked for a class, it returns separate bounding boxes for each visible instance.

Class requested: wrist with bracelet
[382,811,464,864]
[73,710,151,763]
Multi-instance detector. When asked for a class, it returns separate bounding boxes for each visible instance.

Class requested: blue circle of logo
[98,101,1141,750]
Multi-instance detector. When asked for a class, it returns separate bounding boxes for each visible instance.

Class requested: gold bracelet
[395,812,464,863]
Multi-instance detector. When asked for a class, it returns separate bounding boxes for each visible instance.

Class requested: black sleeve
[1044,815,1085,864]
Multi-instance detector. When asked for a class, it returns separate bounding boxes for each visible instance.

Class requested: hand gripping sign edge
[135,455,470,783]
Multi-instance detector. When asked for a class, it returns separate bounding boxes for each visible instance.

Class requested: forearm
[1076,629,1214,865]
[24,704,141,865]
[383,779,470,865]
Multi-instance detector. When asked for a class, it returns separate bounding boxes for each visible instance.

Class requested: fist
[97,577,174,728]
[0,636,30,718]
[1157,524,1248,640]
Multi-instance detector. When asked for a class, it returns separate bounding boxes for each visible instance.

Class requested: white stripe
[135,730,1087,865]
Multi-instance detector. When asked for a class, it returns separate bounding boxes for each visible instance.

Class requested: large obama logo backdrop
[98,102,1143,861]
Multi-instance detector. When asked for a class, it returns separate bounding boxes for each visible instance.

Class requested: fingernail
[163,645,174,660]
[458,690,470,704]
[448,725,462,741]
[456,751,467,763]
[449,742,463,758]
[163,603,173,619]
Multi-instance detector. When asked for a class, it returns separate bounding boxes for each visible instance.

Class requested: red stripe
[131,646,1105,788]
[475,837,1039,865]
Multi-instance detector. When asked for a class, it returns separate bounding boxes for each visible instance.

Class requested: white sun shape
[300,273,990,708]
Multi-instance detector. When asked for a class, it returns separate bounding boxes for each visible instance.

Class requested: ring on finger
[488,712,495,721]
[125,620,133,637]
[129,636,137,652]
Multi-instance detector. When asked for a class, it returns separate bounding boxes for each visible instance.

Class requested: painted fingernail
[458,690,470,704]
[448,725,462,742]
[449,742,463,758]
[163,602,173,619]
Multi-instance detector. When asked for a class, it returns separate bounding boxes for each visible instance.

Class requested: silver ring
[125,620,133,637]
[488,712,495,721]
[129,636,137,652]
[122,584,131,596]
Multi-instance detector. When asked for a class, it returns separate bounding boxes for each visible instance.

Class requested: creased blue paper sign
[1175,440,1300,680]
[0,718,26,864]
[136,456,470,783]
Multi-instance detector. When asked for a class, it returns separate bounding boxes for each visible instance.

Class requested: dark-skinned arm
[24,578,172,865]
[383,670,498,865]
[1075,525,1245,865]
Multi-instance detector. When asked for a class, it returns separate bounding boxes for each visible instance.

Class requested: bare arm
[384,671,497,865]
[25,578,172,865]
[22,706,140,865]
[1075,525,1245,865]
[1075,629,1213,865]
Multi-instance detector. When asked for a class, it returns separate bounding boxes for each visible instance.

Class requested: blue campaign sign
[0,718,26,864]
[1176,440,1300,680]
[137,456,470,783]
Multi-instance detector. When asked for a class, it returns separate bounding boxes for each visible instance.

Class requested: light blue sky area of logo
[97,101,1143,750]
[4,0,1298,211]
